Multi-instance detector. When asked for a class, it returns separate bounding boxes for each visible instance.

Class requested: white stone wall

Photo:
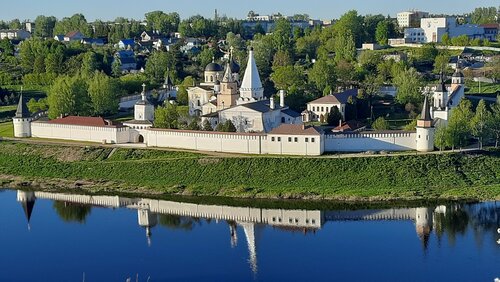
[265,134,323,156]
[31,122,130,144]
[325,132,417,152]
[147,129,264,154]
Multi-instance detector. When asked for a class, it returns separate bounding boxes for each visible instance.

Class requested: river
[0,189,498,281]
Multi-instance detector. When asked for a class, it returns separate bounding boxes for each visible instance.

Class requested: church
[188,48,302,132]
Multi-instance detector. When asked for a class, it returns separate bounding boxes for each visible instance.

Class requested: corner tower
[13,93,32,137]
[416,95,435,152]
[238,47,264,104]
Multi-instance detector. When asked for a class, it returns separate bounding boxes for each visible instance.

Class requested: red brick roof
[48,116,122,127]
[268,124,321,135]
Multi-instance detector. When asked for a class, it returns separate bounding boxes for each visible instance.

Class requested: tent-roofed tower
[238,47,264,104]
[416,95,435,152]
[17,190,36,229]
[217,63,239,109]
[13,93,32,137]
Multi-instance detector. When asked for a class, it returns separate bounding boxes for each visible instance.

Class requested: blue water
[0,189,498,282]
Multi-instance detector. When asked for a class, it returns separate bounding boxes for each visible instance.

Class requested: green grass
[0,106,16,113]
[0,122,13,138]
[465,82,500,94]
[0,142,498,201]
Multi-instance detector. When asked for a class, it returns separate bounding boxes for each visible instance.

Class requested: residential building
[481,24,499,41]
[302,89,358,122]
[404,17,485,43]
[118,39,136,49]
[0,29,31,40]
[397,11,429,28]
[64,31,84,42]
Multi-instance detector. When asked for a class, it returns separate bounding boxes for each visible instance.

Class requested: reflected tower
[415,207,434,250]
[239,222,263,275]
[17,190,36,230]
[138,209,158,247]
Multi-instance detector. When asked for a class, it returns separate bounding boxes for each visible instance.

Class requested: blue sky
[0,0,498,21]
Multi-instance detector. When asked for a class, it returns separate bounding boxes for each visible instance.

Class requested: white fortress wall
[31,122,130,144]
[325,132,417,152]
[147,129,264,154]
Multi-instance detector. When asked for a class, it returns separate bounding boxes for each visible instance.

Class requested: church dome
[205,62,223,72]
[229,58,240,74]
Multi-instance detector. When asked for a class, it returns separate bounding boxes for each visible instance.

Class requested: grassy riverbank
[0,141,499,201]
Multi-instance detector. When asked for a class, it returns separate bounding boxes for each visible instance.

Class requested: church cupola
[239,47,264,104]
[134,83,155,121]
[433,73,448,109]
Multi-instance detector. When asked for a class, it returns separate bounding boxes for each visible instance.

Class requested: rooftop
[308,89,358,104]
[268,124,322,136]
[47,116,124,128]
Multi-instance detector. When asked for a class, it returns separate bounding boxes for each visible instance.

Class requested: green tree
[434,125,448,151]
[154,103,179,129]
[372,116,389,130]
[202,119,213,131]
[433,53,451,75]
[327,105,343,126]
[394,67,423,105]
[270,66,305,92]
[34,15,57,38]
[488,98,500,147]
[145,11,180,34]
[27,98,49,113]
[333,10,364,47]
[470,7,499,24]
[451,35,470,46]
[145,51,175,83]
[81,51,100,77]
[447,99,473,150]
[470,99,491,149]
[53,201,91,223]
[47,75,92,119]
[9,19,21,29]
[87,72,120,116]
[375,20,390,45]
[176,85,188,105]
[334,30,356,63]
[441,33,451,45]
[111,58,122,77]
[272,18,294,54]
[308,59,336,93]
[198,47,216,70]
[335,59,355,88]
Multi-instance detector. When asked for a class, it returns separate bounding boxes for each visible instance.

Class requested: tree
[433,53,451,75]
[416,44,438,62]
[434,125,448,151]
[176,85,188,105]
[145,51,175,83]
[216,119,237,132]
[394,67,423,105]
[470,99,491,149]
[333,10,364,47]
[375,20,390,45]
[335,59,355,88]
[111,58,122,77]
[272,50,293,69]
[53,14,92,37]
[145,11,180,34]
[34,15,57,38]
[154,103,179,129]
[488,98,500,147]
[447,99,473,150]
[27,97,48,113]
[470,7,499,24]
[198,47,216,69]
[202,119,213,131]
[9,19,21,30]
[270,66,305,92]
[371,117,389,130]
[47,75,92,119]
[334,30,356,63]
[451,35,470,46]
[53,201,91,223]
[81,51,100,77]
[87,72,120,116]
[441,33,451,46]
[327,106,343,126]
[308,59,336,93]
[272,18,294,54]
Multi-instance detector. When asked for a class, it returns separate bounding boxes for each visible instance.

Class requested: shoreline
[0,141,499,203]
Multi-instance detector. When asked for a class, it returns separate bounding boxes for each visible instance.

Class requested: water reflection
[14,190,500,276]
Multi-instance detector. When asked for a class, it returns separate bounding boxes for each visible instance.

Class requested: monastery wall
[31,122,130,144]
[324,132,417,152]
[147,129,264,154]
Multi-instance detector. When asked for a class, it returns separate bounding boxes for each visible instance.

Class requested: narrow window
[311,138,315,143]
[288,137,292,142]
[271,137,275,142]
[305,138,309,142]
[294,137,298,142]
[277,137,281,142]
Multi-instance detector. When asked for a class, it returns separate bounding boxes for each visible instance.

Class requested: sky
[0,0,498,22]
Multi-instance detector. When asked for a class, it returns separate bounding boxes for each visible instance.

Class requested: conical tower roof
[21,198,35,223]
[15,93,30,118]
[240,48,263,91]
[222,63,233,83]
[420,95,432,121]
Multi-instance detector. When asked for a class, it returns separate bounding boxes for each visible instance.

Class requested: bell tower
[416,95,435,152]
[217,63,239,110]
